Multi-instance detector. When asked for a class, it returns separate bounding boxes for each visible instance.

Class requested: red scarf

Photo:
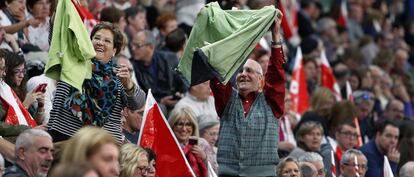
[1,88,37,127]
[183,144,208,177]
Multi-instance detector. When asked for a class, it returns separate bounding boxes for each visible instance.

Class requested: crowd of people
[0,0,414,177]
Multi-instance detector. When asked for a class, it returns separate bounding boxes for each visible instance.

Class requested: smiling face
[173,117,194,144]
[92,29,117,63]
[236,59,263,96]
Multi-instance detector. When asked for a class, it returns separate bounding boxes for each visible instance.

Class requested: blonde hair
[60,127,118,164]
[310,87,335,118]
[168,107,199,137]
[276,157,301,177]
[119,144,148,177]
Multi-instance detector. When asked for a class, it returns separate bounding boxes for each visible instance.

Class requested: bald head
[399,162,414,177]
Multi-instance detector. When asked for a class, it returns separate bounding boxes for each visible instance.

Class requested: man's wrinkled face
[236,59,263,94]
[21,136,54,177]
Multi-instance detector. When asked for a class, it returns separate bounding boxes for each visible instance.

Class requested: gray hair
[15,129,52,157]
[0,153,4,168]
[138,30,156,46]
[399,161,414,177]
[300,162,317,177]
[298,152,323,163]
[340,149,367,165]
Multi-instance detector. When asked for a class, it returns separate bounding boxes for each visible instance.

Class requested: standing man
[360,120,400,177]
[211,17,285,177]
[4,129,53,177]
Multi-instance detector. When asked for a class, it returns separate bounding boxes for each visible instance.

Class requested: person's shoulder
[4,165,29,177]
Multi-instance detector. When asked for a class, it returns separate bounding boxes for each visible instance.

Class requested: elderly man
[399,161,414,177]
[4,129,53,177]
[360,120,400,177]
[339,149,368,177]
[298,152,326,177]
[211,18,285,177]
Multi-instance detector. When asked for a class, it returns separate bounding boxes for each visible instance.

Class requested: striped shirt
[48,80,146,143]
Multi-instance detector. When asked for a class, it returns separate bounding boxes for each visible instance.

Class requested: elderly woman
[276,157,301,177]
[119,144,149,177]
[290,121,333,177]
[197,114,219,174]
[60,127,120,177]
[47,22,146,143]
[168,107,208,177]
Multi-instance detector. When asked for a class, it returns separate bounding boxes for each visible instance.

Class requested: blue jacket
[359,140,397,177]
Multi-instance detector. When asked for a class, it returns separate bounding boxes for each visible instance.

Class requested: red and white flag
[289,47,309,115]
[354,117,363,148]
[331,150,337,177]
[139,90,196,177]
[383,156,394,177]
[71,0,98,34]
[337,0,348,28]
[354,155,360,177]
[278,0,300,46]
[320,49,341,101]
[346,81,353,102]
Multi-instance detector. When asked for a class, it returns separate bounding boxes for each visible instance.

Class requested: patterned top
[48,80,145,143]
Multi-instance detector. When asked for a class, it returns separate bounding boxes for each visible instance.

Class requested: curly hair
[90,22,125,55]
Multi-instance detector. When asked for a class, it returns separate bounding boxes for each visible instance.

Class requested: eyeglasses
[343,163,368,170]
[92,36,113,46]
[13,68,26,75]
[206,132,218,137]
[238,67,261,75]
[317,168,326,175]
[339,131,359,139]
[131,42,149,49]
[175,121,193,128]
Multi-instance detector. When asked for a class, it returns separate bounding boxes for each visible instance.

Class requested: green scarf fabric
[178,2,280,86]
[45,0,96,92]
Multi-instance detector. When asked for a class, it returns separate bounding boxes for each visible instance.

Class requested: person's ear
[258,76,265,91]
[17,148,25,160]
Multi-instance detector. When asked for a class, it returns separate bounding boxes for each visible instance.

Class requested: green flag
[45,0,96,92]
[178,2,280,86]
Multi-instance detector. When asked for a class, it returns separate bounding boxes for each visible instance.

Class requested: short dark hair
[376,120,399,134]
[165,28,187,52]
[124,5,146,25]
[90,22,125,55]
[100,6,125,24]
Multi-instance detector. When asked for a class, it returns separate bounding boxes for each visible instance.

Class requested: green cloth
[45,0,96,92]
[178,2,280,85]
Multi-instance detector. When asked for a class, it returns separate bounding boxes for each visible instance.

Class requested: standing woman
[47,22,146,143]
[26,0,51,51]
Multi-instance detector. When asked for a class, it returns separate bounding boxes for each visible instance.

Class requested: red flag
[70,0,98,34]
[278,0,300,45]
[337,0,348,28]
[331,150,337,177]
[320,50,341,101]
[354,117,363,148]
[289,47,309,115]
[139,91,196,177]
[383,156,394,177]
